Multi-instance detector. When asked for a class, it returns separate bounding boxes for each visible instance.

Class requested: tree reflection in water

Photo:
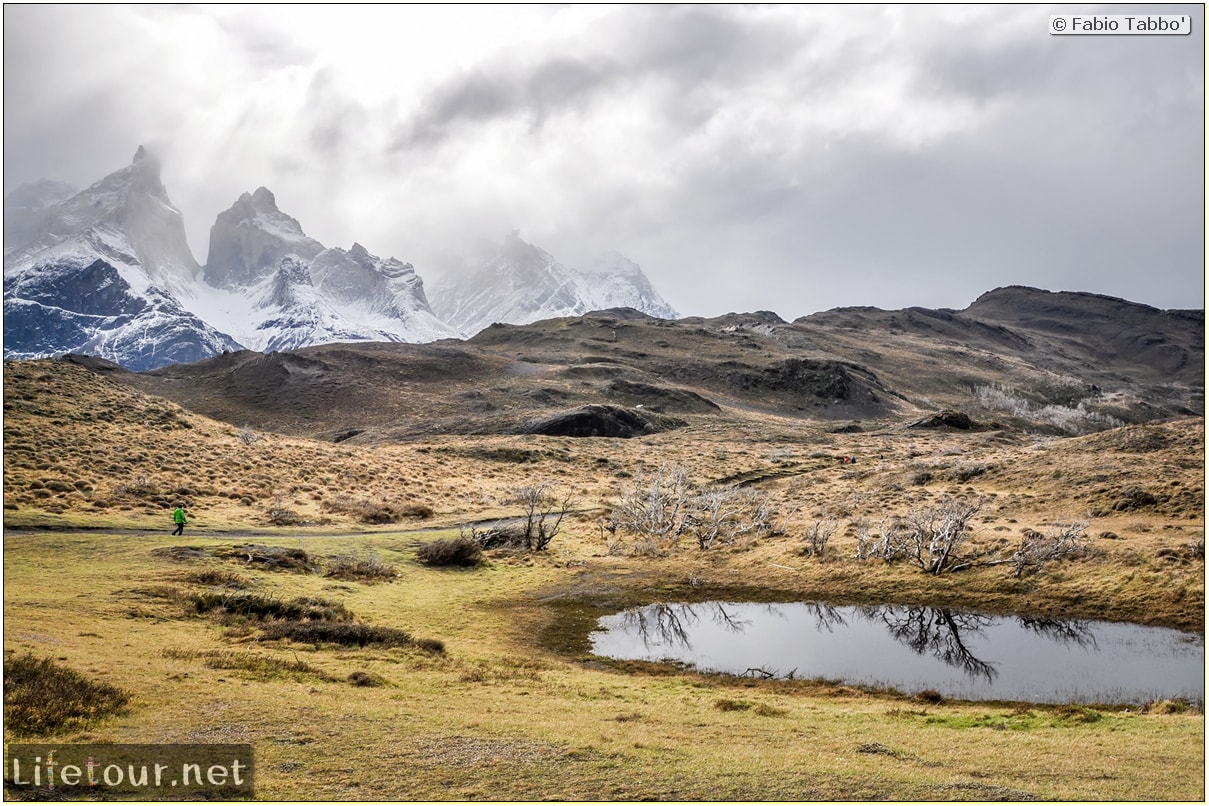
[614,601,1101,686]
[1017,615,1098,649]
[623,602,752,651]
[862,605,999,683]
[804,602,848,632]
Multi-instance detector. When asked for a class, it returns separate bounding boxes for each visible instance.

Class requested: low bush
[182,569,251,588]
[464,524,527,549]
[326,550,397,582]
[189,591,352,622]
[216,544,319,573]
[416,537,483,567]
[324,494,433,524]
[948,463,991,482]
[4,653,131,736]
[259,621,444,652]
[348,670,388,687]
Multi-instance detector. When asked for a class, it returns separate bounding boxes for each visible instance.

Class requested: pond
[589,601,1205,705]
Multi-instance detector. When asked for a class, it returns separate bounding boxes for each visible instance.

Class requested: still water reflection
[589,602,1204,704]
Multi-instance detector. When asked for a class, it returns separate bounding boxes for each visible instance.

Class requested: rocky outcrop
[522,404,684,438]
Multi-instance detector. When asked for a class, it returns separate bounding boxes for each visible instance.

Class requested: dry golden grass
[3,358,1205,800]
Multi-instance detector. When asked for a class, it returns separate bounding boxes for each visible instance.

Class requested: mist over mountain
[3,178,77,255]
[428,231,678,337]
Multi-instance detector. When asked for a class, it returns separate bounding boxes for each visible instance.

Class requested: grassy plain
[3,359,1205,800]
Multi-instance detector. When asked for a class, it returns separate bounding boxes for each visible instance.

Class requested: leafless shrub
[512,481,575,550]
[113,475,155,499]
[610,465,777,552]
[853,517,905,563]
[609,464,694,550]
[801,518,839,558]
[325,549,397,582]
[973,383,1124,434]
[693,486,775,550]
[1189,536,1206,560]
[1009,522,1092,578]
[461,522,527,550]
[267,494,303,526]
[236,426,262,446]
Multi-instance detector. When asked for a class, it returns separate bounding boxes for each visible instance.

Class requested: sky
[3,4,1205,318]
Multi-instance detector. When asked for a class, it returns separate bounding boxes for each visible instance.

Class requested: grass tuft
[348,670,389,687]
[325,550,397,583]
[216,544,319,573]
[189,591,352,622]
[259,621,445,652]
[416,537,484,567]
[3,653,131,736]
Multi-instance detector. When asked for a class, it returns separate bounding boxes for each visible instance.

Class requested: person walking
[171,504,187,536]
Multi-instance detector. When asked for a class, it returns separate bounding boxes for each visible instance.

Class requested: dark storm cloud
[394,56,617,149]
[392,5,808,151]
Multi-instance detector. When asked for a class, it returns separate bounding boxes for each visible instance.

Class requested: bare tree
[691,486,774,550]
[512,481,575,551]
[609,464,694,550]
[693,485,749,550]
[801,518,839,558]
[611,467,778,552]
[853,517,904,563]
[892,498,984,575]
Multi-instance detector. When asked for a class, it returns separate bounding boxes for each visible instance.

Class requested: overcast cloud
[4,4,1203,317]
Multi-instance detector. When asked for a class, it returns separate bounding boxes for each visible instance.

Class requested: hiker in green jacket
[172,504,187,536]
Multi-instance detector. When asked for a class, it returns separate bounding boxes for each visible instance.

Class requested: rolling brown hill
[74,285,1202,444]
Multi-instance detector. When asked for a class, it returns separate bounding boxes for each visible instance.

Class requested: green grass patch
[161,648,338,683]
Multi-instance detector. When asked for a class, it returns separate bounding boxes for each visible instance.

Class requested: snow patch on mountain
[3,254,240,370]
[579,251,678,320]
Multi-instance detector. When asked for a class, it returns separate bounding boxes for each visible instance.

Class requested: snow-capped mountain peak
[3,148,238,369]
[195,188,459,349]
[4,150,678,369]
[4,146,200,298]
[203,186,324,288]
